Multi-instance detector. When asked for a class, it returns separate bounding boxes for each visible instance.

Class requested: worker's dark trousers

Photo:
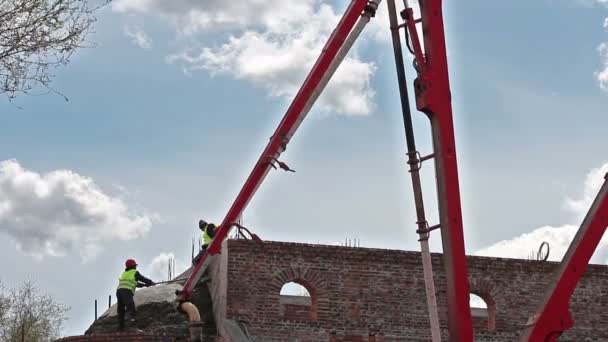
[192,244,208,265]
[116,288,136,330]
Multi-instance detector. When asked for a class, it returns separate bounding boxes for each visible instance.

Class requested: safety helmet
[198,219,208,229]
[125,259,137,268]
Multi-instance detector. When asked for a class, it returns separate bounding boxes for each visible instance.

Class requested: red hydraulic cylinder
[179,0,372,301]
[404,1,474,340]
[520,174,608,341]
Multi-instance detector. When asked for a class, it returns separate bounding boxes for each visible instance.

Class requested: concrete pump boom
[178,1,608,341]
[178,0,381,302]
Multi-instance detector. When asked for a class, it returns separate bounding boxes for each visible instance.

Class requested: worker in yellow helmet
[116,259,155,331]
[192,219,217,265]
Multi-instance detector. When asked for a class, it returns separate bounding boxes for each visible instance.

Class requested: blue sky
[0,0,607,336]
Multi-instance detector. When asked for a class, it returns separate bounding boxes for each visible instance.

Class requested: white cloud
[167,4,376,115]
[112,0,317,34]
[577,0,608,7]
[144,252,189,282]
[114,0,378,115]
[565,163,608,219]
[124,25,153,49]
[0,160,153,260]
[476,225,579,262]
[595,14,608,91]
[476,163,608,263]
[568,4,608,91]
[598,43,608,91]
[280,282,311,296]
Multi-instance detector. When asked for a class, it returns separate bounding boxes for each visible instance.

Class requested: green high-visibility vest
[117,269,137,292]
[202,224,214,246]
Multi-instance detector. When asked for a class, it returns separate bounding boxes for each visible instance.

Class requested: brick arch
[469,277,500,331]
[269,266,326,296]
[269,266,326,320]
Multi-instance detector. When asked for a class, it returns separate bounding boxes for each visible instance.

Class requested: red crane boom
[399,1,474,339]
[179,0,378,301]
[178,1,608,341]
[520,176,608,341]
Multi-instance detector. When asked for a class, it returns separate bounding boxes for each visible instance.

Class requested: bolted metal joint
[364,1,379,17]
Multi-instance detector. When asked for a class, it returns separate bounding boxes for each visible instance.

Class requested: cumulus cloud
[112,0,317,34]
[565,163,608,218]
[280,282,311,296]
[113,0,378,115]
[476,163,608,263]
[144,252,189,282]
[0,160,153,260]
[166,4,376,115]
[596,14,608,91]
[599,43,608,91]
[124,25,153,49]
[476,225,579,262]
[578,0,608,7]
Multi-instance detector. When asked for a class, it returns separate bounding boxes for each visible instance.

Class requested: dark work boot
[128,318,143,333]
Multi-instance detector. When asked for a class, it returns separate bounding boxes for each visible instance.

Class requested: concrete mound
[84,267,217,340]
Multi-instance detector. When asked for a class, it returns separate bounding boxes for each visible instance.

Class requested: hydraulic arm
[178,1,608,341]
[520,175,608,341]
[178,0,381,302]
[179,0,474,340]
[394,0,474,340]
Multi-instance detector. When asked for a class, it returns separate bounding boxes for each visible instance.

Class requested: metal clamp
[364,1,380,17]
[268,157,296,172]
[407,151,435,172]
[416,221,441,236]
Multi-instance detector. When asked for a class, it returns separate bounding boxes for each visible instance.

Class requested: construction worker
[192,219,217,265]
[116,259,155,331]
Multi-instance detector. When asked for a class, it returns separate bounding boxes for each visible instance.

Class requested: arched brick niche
[469,277,499,332]
[269,266,326,321]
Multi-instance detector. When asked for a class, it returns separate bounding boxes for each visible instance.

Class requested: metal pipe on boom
[387,1,440,340]
[401,0,474,339]
[179,0,380,302]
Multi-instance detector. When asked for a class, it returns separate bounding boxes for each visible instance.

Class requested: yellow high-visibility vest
[117,269,137,292]
[202,224,214,246]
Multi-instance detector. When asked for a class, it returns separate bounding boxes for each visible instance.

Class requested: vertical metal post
[94,299,98,320]
[108,295,111,309]
[387,1,441,340]
[400,0,473,339]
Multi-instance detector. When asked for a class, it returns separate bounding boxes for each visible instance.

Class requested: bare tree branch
[0,280,69,342]
[0,0,101,100]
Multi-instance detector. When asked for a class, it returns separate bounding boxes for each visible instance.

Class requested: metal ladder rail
[387,1,441,340]
[398,0,474,339]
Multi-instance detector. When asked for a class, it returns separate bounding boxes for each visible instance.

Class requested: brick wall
[216,239,608,341]
[54,332,179,342]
